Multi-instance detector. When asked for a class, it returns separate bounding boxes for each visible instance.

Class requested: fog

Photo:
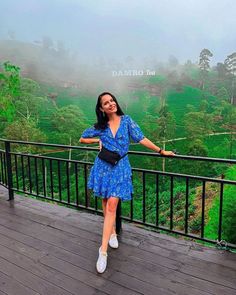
[0,0,235,90]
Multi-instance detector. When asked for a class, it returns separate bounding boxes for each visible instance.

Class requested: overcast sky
[0,0,235,65]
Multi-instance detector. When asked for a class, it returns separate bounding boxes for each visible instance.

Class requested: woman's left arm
[139,137,175,156]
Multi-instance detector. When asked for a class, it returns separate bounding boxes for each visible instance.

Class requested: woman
[79,92,175,273]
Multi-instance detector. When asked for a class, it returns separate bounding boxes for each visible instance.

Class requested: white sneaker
[96,247,108,274]
[109,234,119,249]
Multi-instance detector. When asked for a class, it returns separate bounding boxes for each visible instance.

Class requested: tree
[184,110,213,140]
[215,62,228,79]
[216,87,230,101]
[4,119,47,152]
[13,78,47,122]
[0,62,47,151]
[221,103,236,158]
[50,105,87,145]
[225,52,236,76]
[199,48,213,90]
[187,139,208,156]
[168,55,179,68]
[185,139,209,176]
[157,104,176,172]
[0,62,20,133]
[224,52,236,104]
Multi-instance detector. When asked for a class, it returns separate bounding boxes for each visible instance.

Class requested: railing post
[5,141,14,200]
[116,199,122,234]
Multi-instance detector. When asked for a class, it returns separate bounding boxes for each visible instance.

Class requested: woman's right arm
[79,138,100,144]
[79,127,101,144]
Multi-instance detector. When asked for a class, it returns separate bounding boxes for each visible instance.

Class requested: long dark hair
[94,92,124,130]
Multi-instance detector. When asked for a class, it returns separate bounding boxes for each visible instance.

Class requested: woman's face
[100,94,117,115]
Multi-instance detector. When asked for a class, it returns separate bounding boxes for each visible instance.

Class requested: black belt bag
[98,146,127,166]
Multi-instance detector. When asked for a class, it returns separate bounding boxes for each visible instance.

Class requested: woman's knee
[106,197,119,214]
[102,198,108,207]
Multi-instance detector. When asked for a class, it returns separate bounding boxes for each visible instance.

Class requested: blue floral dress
[81,115,145,201]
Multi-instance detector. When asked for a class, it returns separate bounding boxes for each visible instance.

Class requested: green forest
[0,47,236,246]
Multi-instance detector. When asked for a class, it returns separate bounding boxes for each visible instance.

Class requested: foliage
[50,105,87,145]
[13,78,47,121]
[0,61,20,128]
[184,110,213,140]
[205,165,236,243]
[4,118,47,152]
[0,62,47,148]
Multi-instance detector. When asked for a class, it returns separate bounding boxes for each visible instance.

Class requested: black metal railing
[0,139,235,249]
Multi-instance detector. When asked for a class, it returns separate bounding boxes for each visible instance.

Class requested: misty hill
[0,40,80,84]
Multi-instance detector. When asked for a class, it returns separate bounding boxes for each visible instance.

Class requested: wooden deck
[0,186,235,295]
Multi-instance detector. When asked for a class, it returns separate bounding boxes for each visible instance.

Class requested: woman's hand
[161,150,175,156]
[99,140,102,151]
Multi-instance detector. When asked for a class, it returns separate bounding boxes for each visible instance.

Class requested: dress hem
[88,189,132,202]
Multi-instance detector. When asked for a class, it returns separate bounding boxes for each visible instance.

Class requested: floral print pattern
[81,115,145,201]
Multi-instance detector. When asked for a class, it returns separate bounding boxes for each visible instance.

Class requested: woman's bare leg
[102,198,116,235]
[101,197,119,253]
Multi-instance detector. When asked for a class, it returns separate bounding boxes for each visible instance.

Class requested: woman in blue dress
[80,92,175,273]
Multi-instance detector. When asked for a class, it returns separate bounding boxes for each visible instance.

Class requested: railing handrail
[0,138,235,164]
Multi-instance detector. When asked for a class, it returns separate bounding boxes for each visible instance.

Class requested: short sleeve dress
[81,115,145,201]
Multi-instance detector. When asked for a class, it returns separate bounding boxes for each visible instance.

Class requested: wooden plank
[0,200,234,278]
[0,216,210,295]
[107,270,176,295]
[0,246,101,295]
[3,194,236,271]
[40,252,213,295]
[1,204,234,287]
[138,239,236,270]
[0,237,139,295]
[0,197,101,236]
[0,271,40,295]
[0,246,114,295]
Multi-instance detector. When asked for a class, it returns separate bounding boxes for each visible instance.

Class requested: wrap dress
[81,115,145,201]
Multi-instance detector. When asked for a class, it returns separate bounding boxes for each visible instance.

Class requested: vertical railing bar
[0,152,4,184]
[130,173,134,221]
[94,169,98,210]
[170,176,174,230]
[75,162,79,206]
[3,153,7,186]
[84,163,88,207]
[201,181,206,238]
[42,158,46,197]
[57,160,62,202]
[116,199,122,234]
[34,157,39,196]
[28,156,32,193]
[143,172,146,223]
[15,154,19,190]
[21,155,25,191]
[185,177,189,234]
[49,159,54,200]
[5,141,14,200]
[218,182,224,242]
[156,173,159,226]
[66,161,70,204]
